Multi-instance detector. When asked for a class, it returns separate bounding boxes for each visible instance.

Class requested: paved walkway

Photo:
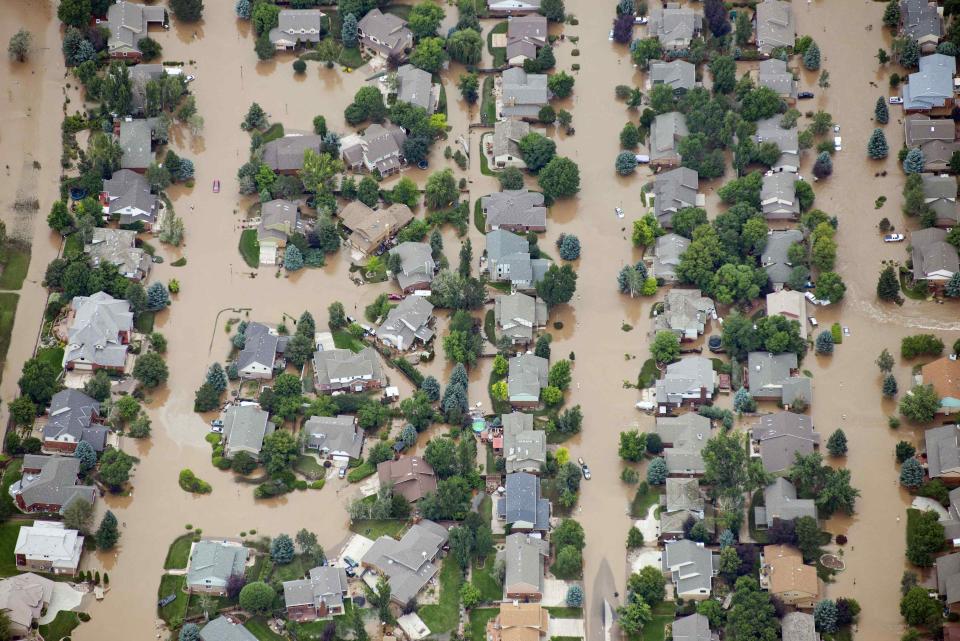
[37,583,85,624]
[547,617,585,639]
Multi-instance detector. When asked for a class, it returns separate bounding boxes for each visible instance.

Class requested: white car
[808,316,819,327]
[889,96,904,104]
[884,233,905,242]
[834,136,842,152]
[608,29,614,40]
[615,207,624,218]
[634,16,649,24]
[833,125,840,133]
[185,75,196,83]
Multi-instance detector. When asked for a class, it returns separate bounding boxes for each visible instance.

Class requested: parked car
[581,463,592,480]
[338,467,347,479]
[634,16,648,24]
[708,335,724,353]
[608,29,614,40]
[884,233,905,242]
[798,91,815,99]
[889,96,904,104]
[211,419,224,428]
[634,154,650,164]
[344,556,358,568]
[808,316,819,328]
[185,74,196,83]
[834,136,842,152]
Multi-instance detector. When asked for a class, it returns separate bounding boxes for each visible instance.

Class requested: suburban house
[653,233,691,283]
[42,389,107,454]
[649,111,688,168]
[754,0,795,55]
[283,565,350,621]
[500,68,551,120]
[486,602,549,641]
[922,355,960,414]
[86,227,151,282]
[495,292,548,345]
[269,9,326,50]
[388,242,436,292]
[662,539,716,600]
[200,617,259,641]
[312,347,386,393]
[129,63,167,114]
[507,353,549,407]
[257,199,301,265]
[237,322,286,379]
[672,613,717,641]
[925,424,960,481]
[653,289,715,341]
[904,115,959,172]
[766,290,808,339]
[485,229,551,292]
[911,227,959,289]
[487,0,541,15]
[745,351,812,405]
[781,613,818,641]
[922,173,960,227]
[393,64,438,113]
[918,139,960,173]
[943,487,960,543]
[222,405,272,461]
[502,412,547,474]
[757,58,798,102]
[106,1,167,60]
[503,533,549,601]
[101,169,160,229]
[361,520,449,604]
[339,201,414,257]
[655,414,713,477]
[491,119,531,169]
[648,60,697,94]
[0,573,55,638]
[761,172,800,221]
[506,15,548,65]
[377,296,435,351]
[900,0,944,53]
[654,356,717,412]
[13,456,96,514]
[357,9,413,59]
[753,117,800,173]
[340,124,407,177]
[760,545,819,608]
[937,551,960,610]
[660,477,705,540]
[761,229,804,290]
[498,472,551,533]
[482,189,547,233]
[303,415,364,462]
[754,477,817,530]
[902,54,956,114]
[14,521,84,576]
[116,118,158,171]
[650,2,702,50]
[650,167,703,228]
[262,134,324,174]
[377,456,438,502]
[186,540,250,595]
[750,412,819,474]
[63,291,133,373]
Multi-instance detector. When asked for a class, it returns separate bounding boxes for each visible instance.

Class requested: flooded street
[0,0,959,639]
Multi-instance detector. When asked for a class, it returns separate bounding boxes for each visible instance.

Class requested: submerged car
[797,91,814,99]
[889,96,904,104]
[883,233,905,242]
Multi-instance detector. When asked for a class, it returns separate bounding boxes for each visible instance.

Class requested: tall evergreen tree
[875,96,889,124]
[867,128,889,159]
[877,265,900,301]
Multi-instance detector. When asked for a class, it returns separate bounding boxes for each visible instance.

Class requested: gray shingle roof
[492,119,530,164]
[378,295,434,351]
[927,424,960,478]
[508,354,548,402]
[502,412,546,473]
[200,616,259,641]
[283,565,349,610]
[117,118,156,170]
[312,347,386,389]
[188,541,249,591]
[653,289,715,340]
[672,613,714,641]
[498,472,550,531]
[758,59,797,99]
[237,322,280,373]
[15,456,96,513]
[395,64,436,113]
[103,169,159,226]
[655,357,716,407]
[649,60,696,92]
[652,167,700,227]
[504,533,548,594]
[662,539,714,597]
[655,413,713,475]
[665,477,704,513]
[760,172,799,220]
[85,228,150,280]
[650,112,688,161]
[750,412,819,473]
[650,2,701,48]
[904,114,955,147]
[903,54,955,111]
[361,520,448,603]
[746,351,798,395]
[65,291,133,369]
[43,390,102,450]
[506,15,547,61]
[901,0,943,43]
[258,200,300,244]
[304,415,363,459]
[654,233,690,282]
[222,405,272,459]
[107,2,167,57]
[482,190,547,231]
[761,229,804,286]
[912,227,960,281]
[495,292,547,343]
[758,477,816,528]
[389,242,436,292]
[754,117,799,171]
[357,9,413,58]
[486,229,549,289]
[269,9,325,46]
[377,456,437,502]
[938,551,960,605]
[755,0,795,54]
[501,68,550,119]
[262,134,324,172]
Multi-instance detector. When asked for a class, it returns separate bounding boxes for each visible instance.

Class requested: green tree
[826,429,847,456]
[239,582,275,614]
[627,566,666,605]
[803,41,821,70]
[548,71,575,98]
[551,545,583,578]
[538,156,580,200]
[75,441,98,473]
[133,352,168,388]
[710,55,736,94]
[618,430,647,462]
[170,0,204,22]
[425,169,457,209]
[899,384,940,423]
[900,457,924,488]
[616,151,638,176]
[410,37,446,73]
[18,357,61,407]
[815,330,834,355]
[63,497,95,533]
[877,265,901,301]
[620,122,640,149]
[647,457,667,485]
[703,431,748,498]
[458,72,479,104]
[58,0,92,28]
[896,441,917,464]
[815,271,846,303]
[906,509,945,566]
[536,263,577,306]
[901,586,941,625]
[726,577,778,641]
[261,430,299,476]
[408,1,444,38]
[270,533,295,564]
[617,600,653,635]
[98,449,134,489]
[867,128,889,159]
[650,330,680,364]
[446,29,482,65]
[518,132,557,172]
[883,0,901,27]
[95,510,120,550]
[903,148,925,174]
[8,29,32,62]
[671,207,708,239]
[631,38,662,69]
[539,0,565,21]
[9,396,37,427]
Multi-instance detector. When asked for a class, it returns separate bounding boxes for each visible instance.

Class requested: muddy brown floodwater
[1,0,959,639]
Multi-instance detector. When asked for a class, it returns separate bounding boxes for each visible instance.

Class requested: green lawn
[478,140,493,177]
[239,229,260,268]
[332,330,365,352]
[0,519,30,577]
[468,608,499,641]
[484,308,497,343]
[384,4,413,20]
[480,494,492,522]
[350,519,409,540]
[36,346,64,372]
[471,555,502,603]
[271,555,309,582]
[545,607,583,618]
[298,601,355,640]
[135,311,155,334]
[0,293,19,382]
[38,611,81,640]
[640,602,674,641]
[347,460,376,483]
[338,47,365,69]
[481,76,496,126]
[164,533,195,570]
[294,455,326,480]
[637,358,659,388]
[63,233,84,257]
[261,123,285,144]
[487,21,508,67]
[629,484,662,519]
[418,556,464,634]
[474,197,487,232]
[245,616,286,641]
[0,244,31,290]
[157,574,188,624]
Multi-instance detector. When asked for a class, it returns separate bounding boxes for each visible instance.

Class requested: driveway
[547,616,585,639]
[635,504,659,542]
[913,496,949,520]
[542,578,574,606]
[37,583,86,624]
